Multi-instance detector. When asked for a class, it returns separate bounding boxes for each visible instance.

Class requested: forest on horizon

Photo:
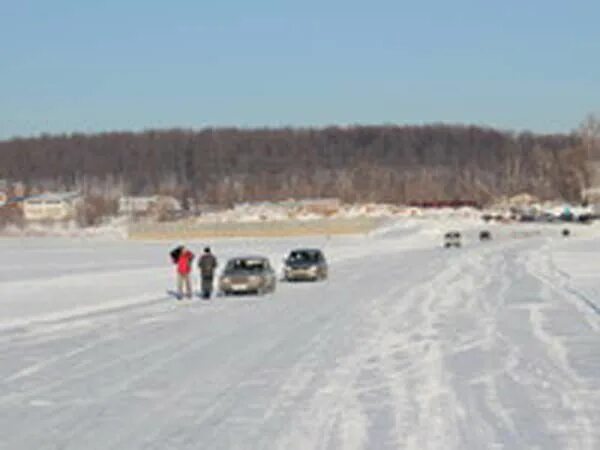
[0,123,594,206]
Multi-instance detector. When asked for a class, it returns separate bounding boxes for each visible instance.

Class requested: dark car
[219,256,276,295]
[444,231,462,248]
[479,230,492,241]
[283,248,328,281]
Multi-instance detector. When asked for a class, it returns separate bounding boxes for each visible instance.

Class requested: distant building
[0,180,8,207]
[11,181,26,198]
[3,196,29,210]
[23,192,82,221]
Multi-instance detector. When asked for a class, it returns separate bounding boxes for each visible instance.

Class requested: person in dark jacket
[171,246,194,299]
[198,247,217,299]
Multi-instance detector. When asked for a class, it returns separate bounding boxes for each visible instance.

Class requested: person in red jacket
[173,246,194,299]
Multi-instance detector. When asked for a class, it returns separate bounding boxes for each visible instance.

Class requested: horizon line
[0,120,578,142]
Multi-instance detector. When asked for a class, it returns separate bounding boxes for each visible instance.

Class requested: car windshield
[288,251,320,262]
[226,259,265,272]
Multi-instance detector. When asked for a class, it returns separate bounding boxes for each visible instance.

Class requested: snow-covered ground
[1,220,599,449]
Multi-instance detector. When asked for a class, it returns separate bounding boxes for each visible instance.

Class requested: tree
[579,114,600,160]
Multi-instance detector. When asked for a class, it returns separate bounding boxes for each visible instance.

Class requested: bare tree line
[0,120,597,207]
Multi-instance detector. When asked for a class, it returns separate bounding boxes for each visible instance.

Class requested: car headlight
[308,266,318,273]
[220,277,231,285]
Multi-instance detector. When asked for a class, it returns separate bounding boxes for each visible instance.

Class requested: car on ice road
[283,248,328,281]
[479,230,492,241]
[219,256,277,295]
[444,231,462,248]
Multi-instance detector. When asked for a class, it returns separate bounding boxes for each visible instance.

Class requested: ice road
[1,224,599,449]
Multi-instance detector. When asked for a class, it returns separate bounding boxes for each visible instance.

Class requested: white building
[23,192,82,221]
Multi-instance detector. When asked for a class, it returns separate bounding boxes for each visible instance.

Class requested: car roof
[227,256,269,262]
[289,248,323,253]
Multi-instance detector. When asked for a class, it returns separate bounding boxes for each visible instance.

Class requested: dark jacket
[198,253,217,277]
[170,246,183,263]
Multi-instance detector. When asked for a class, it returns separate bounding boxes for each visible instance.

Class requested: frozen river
[1,221,599,449]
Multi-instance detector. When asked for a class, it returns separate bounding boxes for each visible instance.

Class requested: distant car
[219,256,276,295]
[578,214,593,224]
[479,230,492,241]
[559,212,574,222]
[444,231,462,248]
[283,248,328,281]
[519,214,536,222]
[539,213,557,223]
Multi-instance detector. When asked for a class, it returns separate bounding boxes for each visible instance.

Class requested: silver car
[219,256,277,295]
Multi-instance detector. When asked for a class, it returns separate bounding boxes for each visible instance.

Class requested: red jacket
[177,250,194,275]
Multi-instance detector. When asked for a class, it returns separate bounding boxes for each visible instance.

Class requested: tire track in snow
[0,294,183,384]
[5,255,374,450]
[399,253,480,450]
[111,259,404,450]
[0,300,240,407]
[518,243,599,450]
[105,305,343,450]
[270,283,416,450]
[267,245,485,450]
[358,241,522,449]
[0,310,261,450]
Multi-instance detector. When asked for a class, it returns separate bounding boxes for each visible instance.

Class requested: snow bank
[192,202,482,224]
[0,218,128,239]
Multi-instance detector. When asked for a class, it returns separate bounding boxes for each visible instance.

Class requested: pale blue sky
[1,0,599,139]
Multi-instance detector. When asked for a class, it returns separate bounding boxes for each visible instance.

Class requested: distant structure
[0,179,9,207]
[582,162,600,214]
[287,198,341,215]
[582,187,600,204]
[23,192,82,221]
[233,198,342,219]
[407,200,479,209]
[118,195,181,217]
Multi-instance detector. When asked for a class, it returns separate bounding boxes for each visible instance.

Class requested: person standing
[198,247,217,299]
[172,246,194,299]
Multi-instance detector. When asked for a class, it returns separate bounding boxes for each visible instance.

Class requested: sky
[1,0,599,139]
